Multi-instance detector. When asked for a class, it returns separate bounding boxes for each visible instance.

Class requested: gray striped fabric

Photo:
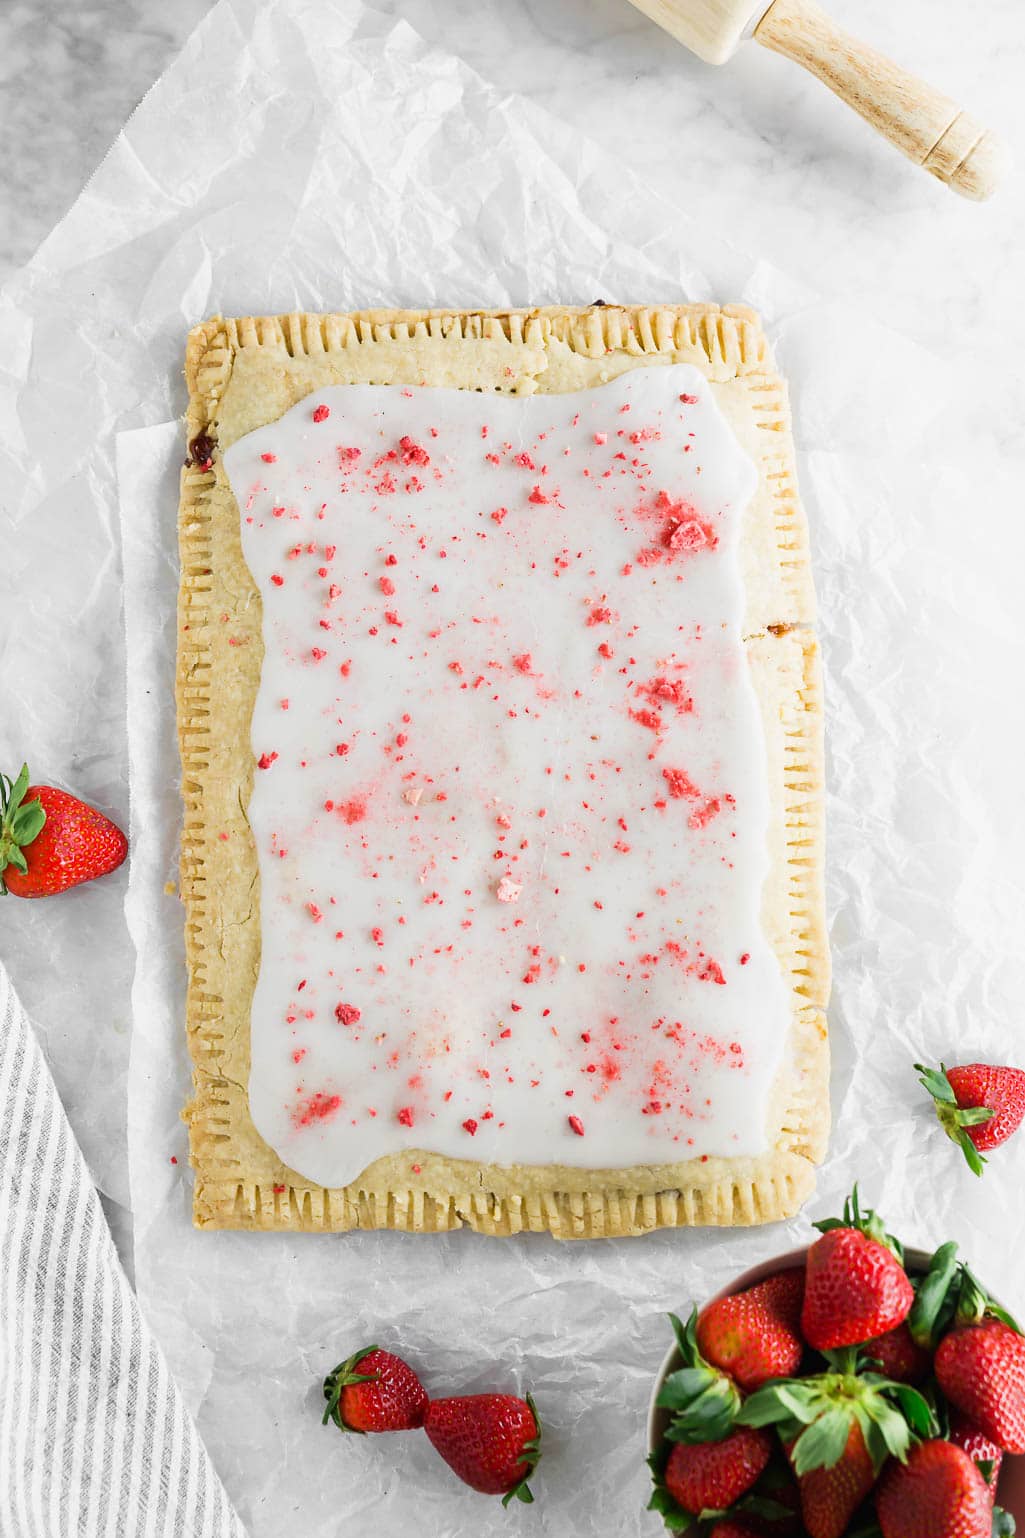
[0,962,245,1538]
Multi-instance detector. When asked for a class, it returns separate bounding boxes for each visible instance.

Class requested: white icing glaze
[224,367,790,1190]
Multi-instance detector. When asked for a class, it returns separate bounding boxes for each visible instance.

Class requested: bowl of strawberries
[647,1189,1025,1537]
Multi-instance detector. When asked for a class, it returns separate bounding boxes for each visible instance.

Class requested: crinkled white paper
[3,0,1024,1532]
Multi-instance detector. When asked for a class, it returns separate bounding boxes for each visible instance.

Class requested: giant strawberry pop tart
[177,305,829,1236]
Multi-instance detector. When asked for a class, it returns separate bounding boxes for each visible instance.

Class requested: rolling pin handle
[754,0,1008,200]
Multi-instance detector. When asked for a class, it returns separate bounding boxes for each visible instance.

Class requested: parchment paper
[3,0,1024,1533]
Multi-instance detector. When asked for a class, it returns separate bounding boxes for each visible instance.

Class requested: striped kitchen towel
[0,962,245,1538]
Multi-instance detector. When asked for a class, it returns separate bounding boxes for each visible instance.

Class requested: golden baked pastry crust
[177,304,829,1236]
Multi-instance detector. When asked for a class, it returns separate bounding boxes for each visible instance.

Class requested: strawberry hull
[647,1247,1025,1528]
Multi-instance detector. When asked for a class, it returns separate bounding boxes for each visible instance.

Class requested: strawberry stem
[954,1265,1024,1335]
[813,1185,904,1262]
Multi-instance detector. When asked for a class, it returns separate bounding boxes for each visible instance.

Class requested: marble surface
[3,0,1023,398]
[0,0,1021,1522]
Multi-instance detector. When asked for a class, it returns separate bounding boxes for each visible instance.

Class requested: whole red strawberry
[862,1322,932,1384]
[936,1319,1025,1454]
[737,1334,935,1538]
[0,766,127,897]
[663,1427,772,1515]
[697,1269,805,1392]
[876,1439,993,1538]
[424,1393,540,1503]
[917,1060,1025,1175]
[707,1521,765,1538]
[802,1190,913,1351]
[322,1346,427,1433]
[949,1413,1004,1506]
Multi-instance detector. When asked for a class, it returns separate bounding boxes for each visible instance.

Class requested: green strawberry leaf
[10,802,45,843]
[321,1344,383,1429]
[908,1241,960,1346]
[956,1265,1025,1335]
[663,1379,738,1444]
[737,1379,820,1431]
[864,1399,913,1468]
[855,1408,893,1477]
[993,1506,1017,1538]
[4,765,30,816]
[791,1406,852,1474]
[645,1491,692,1534]
[657,1368,718,1408]
[984,1296,1025,1335]
[814,1186,904,1260]
[0,764,47,892]
[915,1061,958,1106]
[668,1311,693,1358]
[884,1383,937,1439]
[957,1128,989,1177]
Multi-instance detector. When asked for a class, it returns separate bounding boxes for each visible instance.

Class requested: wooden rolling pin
[626,0,1008,200]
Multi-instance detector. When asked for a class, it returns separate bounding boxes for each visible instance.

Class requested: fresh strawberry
[862,1322,932,1384]
[696,1269,805,1392]
[424,1393,540,1503]
[790,1421,876,1538]
[876,1439,993,1538]
[663,1427,773,1515]
[917,1060,1025,1175]
[802,1189,914,1350]
[936,1319,1025,1454]
[0,766,127,897]
[322,1346,427,1433]
[706,1521,766,1538]
[738,1349,936,1538]
[948,1413,1004,1505]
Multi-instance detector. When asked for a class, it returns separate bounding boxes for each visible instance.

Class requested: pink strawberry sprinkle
[399,436,430,467]
[292,1092,342,1129]
[663,766,701,800]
